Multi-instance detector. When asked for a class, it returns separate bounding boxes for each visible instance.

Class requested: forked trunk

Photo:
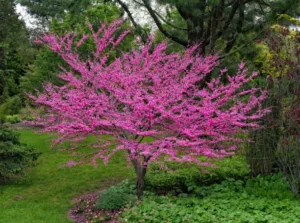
[132,159,147,199]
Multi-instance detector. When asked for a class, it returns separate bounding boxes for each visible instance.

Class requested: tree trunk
[132,159,147,199]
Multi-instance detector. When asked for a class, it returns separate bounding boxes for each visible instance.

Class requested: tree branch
[224,1,245,53]
[141,0,188,47]
[218,0,239,38]
[115,0,148,43]
[220,30,264,59]
[132,0,187,30]
[155,10,187,31]
[225,0,236,6]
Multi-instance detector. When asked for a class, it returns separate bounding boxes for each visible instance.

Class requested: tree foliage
[0,0,35,116]
[116,0,299,56]
[20,2,134,98]
[0,125,40,181]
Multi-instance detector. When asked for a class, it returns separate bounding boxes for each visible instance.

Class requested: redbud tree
[29,20,268,198]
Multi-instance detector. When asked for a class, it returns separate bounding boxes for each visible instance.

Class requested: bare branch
[220,30,264,59]
[154,10,187,31]
[131,0,186,30]
[115,0,148,43]
[218,0,239,38]
[225,0,236,6]
[141,0,188,47]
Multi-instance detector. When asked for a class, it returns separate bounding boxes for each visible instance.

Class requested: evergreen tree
[115,0,299,55]
[0,0,34,112]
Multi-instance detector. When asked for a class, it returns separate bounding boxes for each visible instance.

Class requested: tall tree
[115,0,300,55]
[17,0,72,22]
[0,0,34,106]
[20,2,133,97]
[17,0,108,27]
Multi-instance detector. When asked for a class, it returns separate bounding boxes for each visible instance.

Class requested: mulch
[68,190,123,223]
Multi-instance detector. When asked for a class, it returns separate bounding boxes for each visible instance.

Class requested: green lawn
[0,130,134,223]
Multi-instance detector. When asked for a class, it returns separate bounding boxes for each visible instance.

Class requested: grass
[2,130,299,222]
[0,130,134,223]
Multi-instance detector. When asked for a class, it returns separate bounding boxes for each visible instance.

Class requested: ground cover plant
[122,174,300,223]
[29,19,268,199]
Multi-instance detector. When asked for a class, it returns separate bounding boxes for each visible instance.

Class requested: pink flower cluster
[29,20,268,167]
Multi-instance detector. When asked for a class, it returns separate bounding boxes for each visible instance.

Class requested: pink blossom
[28,20,268,169]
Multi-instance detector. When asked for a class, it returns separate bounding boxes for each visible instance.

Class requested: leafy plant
[0,96,22,117]
[122,175,300,222]
[246,84,281,176]
[277,136,300,195]
[95,180,136,211]
[5,115,21,124]
[145,156,249,193]
[262,20,300,196]
[245,174,294,199]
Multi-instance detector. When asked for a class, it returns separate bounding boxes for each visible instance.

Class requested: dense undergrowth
[89,157,300,223]
[122,174,299,222]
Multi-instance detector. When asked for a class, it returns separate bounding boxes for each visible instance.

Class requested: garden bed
[69,190,122,223]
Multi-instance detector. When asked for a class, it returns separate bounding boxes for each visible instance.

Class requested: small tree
[268,20,300,195]
[29,20,268,198]
[0,124,40,182]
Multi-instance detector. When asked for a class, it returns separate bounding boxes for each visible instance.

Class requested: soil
[68,190,123,223]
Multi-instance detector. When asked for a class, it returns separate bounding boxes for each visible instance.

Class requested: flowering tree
[29,20,268,198]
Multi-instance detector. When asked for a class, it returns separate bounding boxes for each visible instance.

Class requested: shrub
[18,107,36,121]
[245,173,294,200]
[95,180,137,211]
[246,82,281,176]
[0,96,22,116]
[5,115,21,124]
[277,136,300,195]
[0,125,40,181]
[145,156,249,193]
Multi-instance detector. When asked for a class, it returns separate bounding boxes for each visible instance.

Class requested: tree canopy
[115,0,299,55]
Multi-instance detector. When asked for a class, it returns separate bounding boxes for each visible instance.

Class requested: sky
[15,2,152,29]
[15,2,300,31]
[15,4,38,28]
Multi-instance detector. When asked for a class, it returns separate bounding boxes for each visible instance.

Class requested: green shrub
[18,107,36,121]
[246,85,281,176]
[0,125,40,181]
[277,136,300,195]
[145,156,249,193]
[95,180,137,211]
[5,115,21,124]
[245,173,294,199]
[122,176,300,223]
[0,96,22,117]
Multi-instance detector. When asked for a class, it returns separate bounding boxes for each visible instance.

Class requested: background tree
[266,19,300,195]
[16,0,73,27]
[0,0,35,118]
[246,15,300,180]
[29,20,268,198]
[20,2,135,98]
[0,124,40,182]
[115,0,299,55]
